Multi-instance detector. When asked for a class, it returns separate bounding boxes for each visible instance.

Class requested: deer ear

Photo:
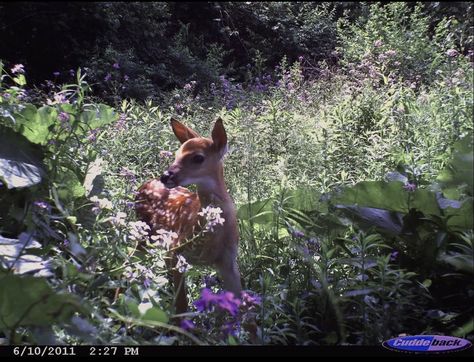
[211,117,228,157]
[170,118,200,144]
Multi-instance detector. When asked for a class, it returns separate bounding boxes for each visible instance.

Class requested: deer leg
[166,253,188,315]
[173,268,188,315]
[216,257,242,297]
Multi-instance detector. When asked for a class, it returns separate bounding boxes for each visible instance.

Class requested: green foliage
[0,2,473,346]
[0,274,85,331]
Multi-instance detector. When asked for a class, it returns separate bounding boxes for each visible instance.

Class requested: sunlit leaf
[0,126,45,188]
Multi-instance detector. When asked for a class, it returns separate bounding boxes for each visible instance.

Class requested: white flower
[107,212,127,226]
[129,221,150,241]
[150,229,178,250]
[176,254,191,273]
[198,205,225,232]
[90,196,113,213]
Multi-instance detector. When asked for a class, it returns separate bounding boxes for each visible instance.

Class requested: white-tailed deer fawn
[135,117,242,314]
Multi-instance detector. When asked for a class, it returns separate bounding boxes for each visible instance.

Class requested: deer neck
[196,164,231,208]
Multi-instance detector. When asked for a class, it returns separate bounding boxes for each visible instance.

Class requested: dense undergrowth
[0,3,473,346]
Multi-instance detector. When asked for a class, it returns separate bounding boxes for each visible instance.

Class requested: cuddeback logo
[383,335,472,353]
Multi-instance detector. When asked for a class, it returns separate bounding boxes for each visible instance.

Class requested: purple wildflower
[374,39,383,48]
[113,63,120,69]
[446,49,459,58]
[221,321,240,337]
[34,200,49,209]
[180,319,195,331]
[390,251,399,262]
[194,288,218,312]
[33,200,51,213]
[159,150,173,159]
[63,239,70,247]
[241,291,261,307]
[124,75,129,81]
[87,129,99,142]
[115,113,127,131]
[58,112,70,123]
[119,167,136,183]
[53,71,60,77]
[69,69,75,76]
[216,291,241,316]
[203,274,219,288]
[104,73,112,82]
[143,278,151,289]
[307,237,321,254]
[291,228,305,238]
[403,183,417,192]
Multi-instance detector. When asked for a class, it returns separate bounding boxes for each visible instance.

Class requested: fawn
[135,117,242,314]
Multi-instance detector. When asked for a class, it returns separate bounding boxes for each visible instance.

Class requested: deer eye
[192,154,205,164]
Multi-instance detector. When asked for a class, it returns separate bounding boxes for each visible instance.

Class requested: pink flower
[11,64,25,74]
[159,150,173,159]
[446,49,459,57]
[374,39,383,48]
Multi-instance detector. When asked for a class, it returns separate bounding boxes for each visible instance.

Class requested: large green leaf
[445,198,473,230]
[79,104,118,131]
[55,167,85,201]
[331,181,441,216]
[15,104,56,145]
[237,188,322,225]
[437,136,474,194]
[237,198,273,224]
[141,306,169,324]
[0,126,45,188]
[0,233,52,277]
[0,274,85,329]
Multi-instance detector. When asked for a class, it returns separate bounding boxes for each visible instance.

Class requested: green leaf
[0,126,45,188]
[141,307,169,324]
[0,274,85,329]
[16,105,56,145]
[13,74,26,86]
[0,233,52,277]
[332,181,441,216]
[445,198,473,230]
[55,167,85,201]
[237,198,273,224]
[79,104,118,131]
[126,300,140,318]
[439,251,473,274]
[437,136,473,194]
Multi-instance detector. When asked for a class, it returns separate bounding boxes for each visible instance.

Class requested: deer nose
[160,170,174,184]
